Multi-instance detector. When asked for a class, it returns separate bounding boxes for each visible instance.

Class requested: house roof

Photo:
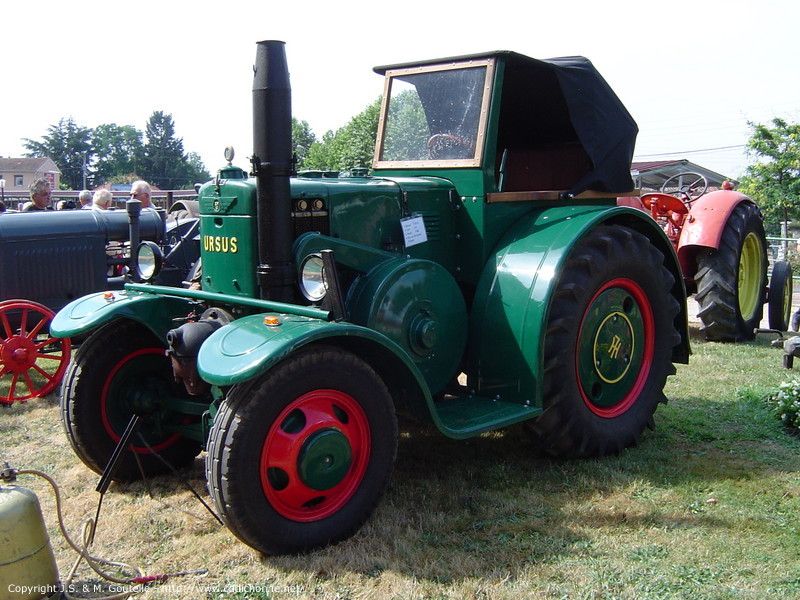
[631,159,732,191]
[0,157,61,174]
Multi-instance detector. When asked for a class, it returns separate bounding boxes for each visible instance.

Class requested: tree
[92,124,144,186]
[23,117,93,189]
[304,130,337,171]
[382,89,428,161]
[184,152,211,186]
[304,98,381,171]
[738,118,800,235]
[292,118,317,170]
[141,111,194,188]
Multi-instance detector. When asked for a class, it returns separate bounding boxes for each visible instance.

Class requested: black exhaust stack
[252,40,295,302]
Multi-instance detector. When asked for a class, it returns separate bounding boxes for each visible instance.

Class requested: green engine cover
[198,177,259,297]
[347,258,467,395]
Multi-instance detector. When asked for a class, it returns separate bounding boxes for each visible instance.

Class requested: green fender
[195,313,469,432]
[468,203,686,409]
[50,289,196,339]
[196,312,439,411]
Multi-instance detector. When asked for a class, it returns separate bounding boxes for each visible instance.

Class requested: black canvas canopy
[534,54,638,195]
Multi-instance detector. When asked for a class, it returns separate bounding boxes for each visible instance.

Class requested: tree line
[28,99,798,235]
[292,97,381,173]
[24,111,210,190]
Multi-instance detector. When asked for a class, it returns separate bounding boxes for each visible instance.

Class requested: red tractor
[620,173,792,341]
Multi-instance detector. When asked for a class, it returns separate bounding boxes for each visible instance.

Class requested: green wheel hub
[297,428,353,491]
[576,279,654,417]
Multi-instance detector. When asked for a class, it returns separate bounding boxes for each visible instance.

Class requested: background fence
[0,190,198,212]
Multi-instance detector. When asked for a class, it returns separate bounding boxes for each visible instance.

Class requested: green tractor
[51,41,689,554]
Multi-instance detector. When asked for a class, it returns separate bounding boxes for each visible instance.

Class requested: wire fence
[766,236,799,280]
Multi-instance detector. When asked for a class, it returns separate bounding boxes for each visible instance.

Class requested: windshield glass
[377,63,490,165]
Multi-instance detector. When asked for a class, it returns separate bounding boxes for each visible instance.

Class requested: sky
[2,0,799,181]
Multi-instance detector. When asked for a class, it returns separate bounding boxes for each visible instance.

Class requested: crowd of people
[0,178,154,214]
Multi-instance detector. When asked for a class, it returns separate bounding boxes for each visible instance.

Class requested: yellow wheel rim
[784,270,793,327]
[738,232,764,322]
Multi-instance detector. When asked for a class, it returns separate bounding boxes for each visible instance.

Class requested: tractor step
[434,394,541,439]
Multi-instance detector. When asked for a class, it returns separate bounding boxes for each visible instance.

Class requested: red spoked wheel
[0,299,71,404]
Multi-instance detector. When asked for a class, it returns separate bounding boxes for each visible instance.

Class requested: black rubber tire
[694,202,767,342]
[60,320,202,481]
[206,345,398,555]
[525,225,680,458]
[768,260,793,331]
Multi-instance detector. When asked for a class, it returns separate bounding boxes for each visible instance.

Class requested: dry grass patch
[2,329,800,599]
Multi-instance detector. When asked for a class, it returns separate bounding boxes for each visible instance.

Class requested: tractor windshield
[375,60,493,167]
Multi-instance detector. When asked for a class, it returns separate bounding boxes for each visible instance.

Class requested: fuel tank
[0,484,60,600]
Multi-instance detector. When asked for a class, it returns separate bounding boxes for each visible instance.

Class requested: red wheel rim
[100,347,182,453]
[575,278,655,418]
[260,389,371,522]
[0,300,71,404]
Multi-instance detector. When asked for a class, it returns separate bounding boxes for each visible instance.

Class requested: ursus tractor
[51,41,690,554]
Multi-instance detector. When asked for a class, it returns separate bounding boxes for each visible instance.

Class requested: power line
[634,144,746,158]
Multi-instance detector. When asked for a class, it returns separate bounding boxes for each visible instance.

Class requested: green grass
[2,327,800,599]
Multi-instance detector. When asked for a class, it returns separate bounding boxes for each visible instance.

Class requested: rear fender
[196,314,441,426]
[679,190,757,251]
[469,204,687,410]
[50,289,196,340]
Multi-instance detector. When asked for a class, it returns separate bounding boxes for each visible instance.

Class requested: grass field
[2,326,800,600]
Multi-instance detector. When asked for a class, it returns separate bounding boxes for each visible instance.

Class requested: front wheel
[525,225,680,458]
[206,346,397,555]
[60,320,202,481]
[694,202,767,341]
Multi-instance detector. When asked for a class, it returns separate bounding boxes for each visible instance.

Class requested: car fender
[50,288,196,339]
[679,190,758,251]
[468,203,686,410]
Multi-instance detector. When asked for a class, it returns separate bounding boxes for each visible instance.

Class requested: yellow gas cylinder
[0,484,60,600]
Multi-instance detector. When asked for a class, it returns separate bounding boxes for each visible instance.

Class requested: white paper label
[401,215,428,248]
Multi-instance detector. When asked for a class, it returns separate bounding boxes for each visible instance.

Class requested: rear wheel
[768,260,793,331]
[694,202,767,341]
[206,346,397,555]
[60,320,201,481]
[525,225,680,458]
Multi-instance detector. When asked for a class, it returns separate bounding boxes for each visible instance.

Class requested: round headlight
[299,254,327,302]
[134,241,164,282]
